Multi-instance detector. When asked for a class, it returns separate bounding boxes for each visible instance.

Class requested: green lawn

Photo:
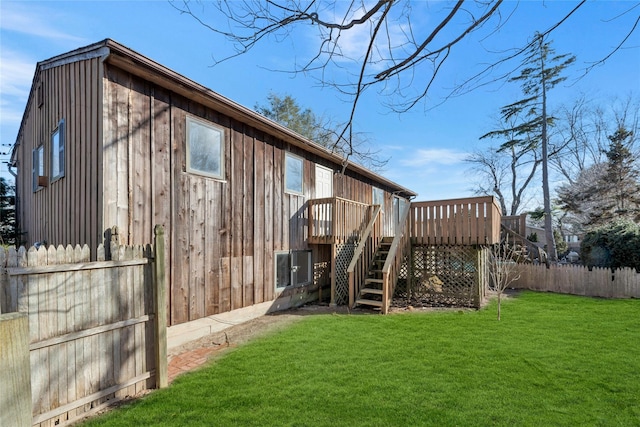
[84,292,640,426]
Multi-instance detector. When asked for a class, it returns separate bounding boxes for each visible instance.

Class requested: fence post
[0,312,32,427]
[153,225,168,388]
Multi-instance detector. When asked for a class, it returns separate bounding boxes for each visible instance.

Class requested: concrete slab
[167,301,274,351]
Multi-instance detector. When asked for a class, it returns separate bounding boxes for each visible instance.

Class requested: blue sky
[1,1,638,203]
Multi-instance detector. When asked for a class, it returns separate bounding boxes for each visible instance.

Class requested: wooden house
[10,39,420,325]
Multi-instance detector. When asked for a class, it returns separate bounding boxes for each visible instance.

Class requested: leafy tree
[557,127,640,228]
[553,229,568,256]
[581,220,640,271]
[255,93,332,146]
[556,163,607,232]
[0,177,17,246]
[485,34,575,264]
[255,93,387,170]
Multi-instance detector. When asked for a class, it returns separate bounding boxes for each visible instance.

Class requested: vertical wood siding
[17,60,408,326]
[15,57,103,257]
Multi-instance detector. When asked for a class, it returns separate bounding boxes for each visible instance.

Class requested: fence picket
[0,233,164,426]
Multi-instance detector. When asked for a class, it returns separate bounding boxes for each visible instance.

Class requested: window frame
[32,145,45,192]
[50,119,65,182]
[275,250,312,290]
[185,115,225,180]
[284,152,304,196]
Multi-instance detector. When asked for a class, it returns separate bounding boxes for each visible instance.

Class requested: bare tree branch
[171,0,636,172]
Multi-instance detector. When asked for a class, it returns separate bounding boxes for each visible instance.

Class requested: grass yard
[83,292,640,426]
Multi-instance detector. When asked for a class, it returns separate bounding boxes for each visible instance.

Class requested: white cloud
[0,5,84,42]
[300,3,412,73]
[400,148,468,167]
[0,51,35,98]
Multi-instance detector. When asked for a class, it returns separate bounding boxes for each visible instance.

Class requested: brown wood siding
[14,57,103,257]
[101,67,173,323]
[101,65,404,325]
[17,58,409,327]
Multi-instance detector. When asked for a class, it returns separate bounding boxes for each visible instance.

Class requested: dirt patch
[168,304,365,363]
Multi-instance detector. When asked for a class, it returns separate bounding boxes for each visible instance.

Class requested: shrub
[581,220,640,271]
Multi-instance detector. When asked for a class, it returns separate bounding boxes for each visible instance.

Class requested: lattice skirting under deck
[394,245,488,308]
[334,243,356,305]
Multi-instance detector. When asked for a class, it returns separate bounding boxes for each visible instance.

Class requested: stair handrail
[347,205,382,307]
[500,224,547,264]
[380,203,412,314]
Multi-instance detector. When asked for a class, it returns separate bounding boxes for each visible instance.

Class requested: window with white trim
[32,145,44,192]
[186,116,224,179]
[275,250,312,289]
[51,119,65,181]
[285,152,303,195]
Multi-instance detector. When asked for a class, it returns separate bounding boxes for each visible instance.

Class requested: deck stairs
[355,237,393,309]
[500,225,546,264]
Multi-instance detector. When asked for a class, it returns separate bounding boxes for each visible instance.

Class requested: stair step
[365,278,384,284]
[356,298,384,308]
[360,287,383,295]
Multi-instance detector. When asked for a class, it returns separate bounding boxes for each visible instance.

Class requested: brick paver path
[168,346,222,383]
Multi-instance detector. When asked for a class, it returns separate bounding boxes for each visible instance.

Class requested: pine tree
[588,127,640,225]
[0,177,17,246]
[486,33,575,264]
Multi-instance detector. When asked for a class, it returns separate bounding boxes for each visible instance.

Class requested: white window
[285,152,303,195]
[186,116,224,179]
[372,187,384,212]
[275,250,312,289]
[51,119,65,181]
[32,145,44,192]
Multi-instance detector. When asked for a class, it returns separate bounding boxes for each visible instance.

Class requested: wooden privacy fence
[512,263,640,298]
[0,225,167,427]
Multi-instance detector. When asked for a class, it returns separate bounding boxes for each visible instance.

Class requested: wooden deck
[308,195,502,313]
[308,197,501,313]
[307,197,373,244]
[308,195,502,246]
[410,196,502,246]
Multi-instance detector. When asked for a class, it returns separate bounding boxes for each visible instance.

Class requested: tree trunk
[539,35,558,265]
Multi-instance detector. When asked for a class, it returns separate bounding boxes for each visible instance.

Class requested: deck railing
[308,197,372,244]
[346,205,383,307]
[410,196,501,245]
[502,214,527,236]
[381,203,412,314]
